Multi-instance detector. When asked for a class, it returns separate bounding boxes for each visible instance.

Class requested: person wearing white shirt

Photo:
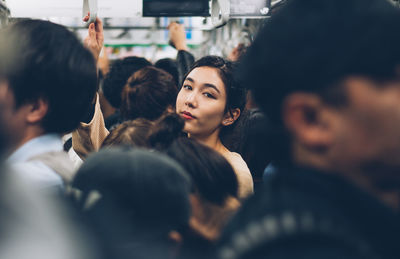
[7,134,65,189]
[0,19,98,188]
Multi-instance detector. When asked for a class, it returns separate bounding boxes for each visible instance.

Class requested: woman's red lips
[181,111,195,120]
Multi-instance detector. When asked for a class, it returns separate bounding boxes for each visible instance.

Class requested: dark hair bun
[148,113,185,150]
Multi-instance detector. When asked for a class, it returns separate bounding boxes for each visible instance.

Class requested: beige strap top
[72,94,109,160]
[221,151,254,200]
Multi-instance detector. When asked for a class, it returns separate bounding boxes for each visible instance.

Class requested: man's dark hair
[0,19,97,134]
[102,56,152,108]
[74,147,192,230]
[241,0,400,123]
[120,66,178,121]
[73,147,192,258]
[239,0,400,164]
[155,58,180,86]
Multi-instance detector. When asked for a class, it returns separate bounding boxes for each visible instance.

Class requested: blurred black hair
[73,147,191,234]
[72,147,192,258]
[102,57,152,108]
[0,19,97,134]
[120,66,178,121]
[149,113,239,205]
[155,58,180,86]
[239,0,400,164]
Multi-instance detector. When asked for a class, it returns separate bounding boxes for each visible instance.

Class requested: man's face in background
[319,78,400,191]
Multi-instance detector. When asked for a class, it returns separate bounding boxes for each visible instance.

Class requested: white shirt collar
[7,134,63,164]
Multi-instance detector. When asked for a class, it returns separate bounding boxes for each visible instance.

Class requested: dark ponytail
[148,113,239,205]
[148,113,186,150]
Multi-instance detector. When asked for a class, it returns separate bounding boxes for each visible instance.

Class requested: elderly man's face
[326,78,400,190]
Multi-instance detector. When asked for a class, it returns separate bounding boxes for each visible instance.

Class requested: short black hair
[155,58,180,86]
[0,19,97,134]
[241,0,400,124]
[120,66,178,121]
[102,56,152,108]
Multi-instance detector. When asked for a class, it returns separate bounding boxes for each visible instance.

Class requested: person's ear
[26,98,48,124]
[222,108,241,126]
[283,93,333,150]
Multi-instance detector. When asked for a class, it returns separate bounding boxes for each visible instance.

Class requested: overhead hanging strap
[211,0,230,28]
[83,0,98,26]
[0,0,10,28]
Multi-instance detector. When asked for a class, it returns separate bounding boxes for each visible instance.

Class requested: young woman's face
[176,66,228,138]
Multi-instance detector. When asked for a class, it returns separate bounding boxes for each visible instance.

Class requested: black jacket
[176,50,195,84]
[217,167,400,259]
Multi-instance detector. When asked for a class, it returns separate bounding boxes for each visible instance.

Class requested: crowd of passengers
[0,0,399,259]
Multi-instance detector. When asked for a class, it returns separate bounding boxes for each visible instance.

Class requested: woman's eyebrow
[203,83,221,94]
[185,77,195,83]
[185,77,221,94]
